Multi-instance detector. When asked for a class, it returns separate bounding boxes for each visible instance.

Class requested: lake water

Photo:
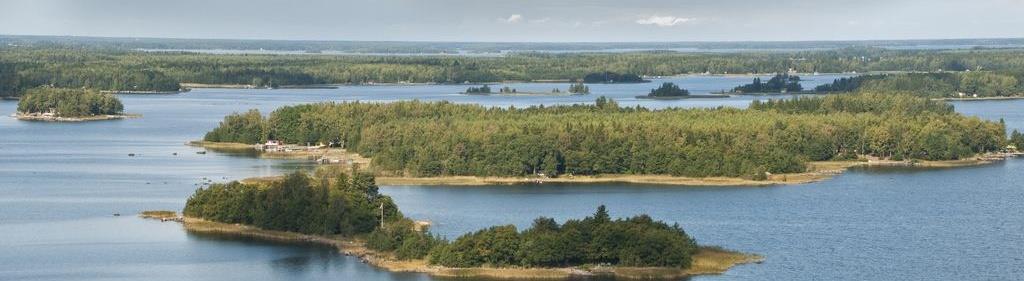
[1,76,1022,281]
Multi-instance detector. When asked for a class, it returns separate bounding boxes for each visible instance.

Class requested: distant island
[154,170,760,279]
[636,82,727,99]
[15,88,135,121]
[462,84,589,96]
[732,74,804,94]
[583,72,649,83]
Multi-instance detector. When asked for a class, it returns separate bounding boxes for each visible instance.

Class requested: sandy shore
[378,154,1009,187]
[14,112,140,122]
[149,215,760,279]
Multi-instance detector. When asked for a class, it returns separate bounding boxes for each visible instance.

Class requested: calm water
[1,77,1021,281]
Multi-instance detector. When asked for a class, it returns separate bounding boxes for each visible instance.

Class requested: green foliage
[568,82,589,94]
[183,171,400,236]
[0,62,19,97]
[5,46,1024,95]
[816,72,1021,98]
[1010,130,1024,150]
[647,82,689,97]
[16,87,123,116]
[203,109,266,144]
[582,72,647,83]
[733,74,803,93]
[429,206,698,268]
[205,95,1005,178]
[366,219,444,260]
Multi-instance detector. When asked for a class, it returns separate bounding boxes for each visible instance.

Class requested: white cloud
[502,14,523,24]
[636,16,693,27]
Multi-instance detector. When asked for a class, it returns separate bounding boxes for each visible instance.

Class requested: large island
[197,93,1015,186]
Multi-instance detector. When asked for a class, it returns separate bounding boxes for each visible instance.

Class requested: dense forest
[582,72,648,83]
[732,74,803,93]
[203,94,1006,179]
[426,206,697,268]
[184,171,401,236]
[814,72,1021,97]
[16,88,124,117]
[4,46,1024,96]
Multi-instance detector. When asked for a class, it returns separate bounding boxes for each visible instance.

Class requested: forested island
[176,170,760,279]
[732,74,804,94]
[3,45,1024,98]
[815,72,1021,98]
[462,84,589,96]
[630,81,729,99]
[200,93,1010,184]
[15,88,130,121]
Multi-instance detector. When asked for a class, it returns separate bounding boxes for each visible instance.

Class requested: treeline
[815,72,1021,97]
[184,171,401,236]
[203,94,1006,178]
[732,74,803,93]
[5,46,1024,96]
[582,72,647,83]
[16,88,124,117]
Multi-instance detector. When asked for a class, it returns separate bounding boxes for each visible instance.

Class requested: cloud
[636,16,693,27]
[502,14,523,24]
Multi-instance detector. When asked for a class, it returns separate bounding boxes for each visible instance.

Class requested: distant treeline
[17,88,123,117]
[4,46,1024,97]
[815,72,1021,97]
[184,171,400,236]
[203,94,1006,179]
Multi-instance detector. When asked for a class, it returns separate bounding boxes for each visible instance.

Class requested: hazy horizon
[2,0,1023,42]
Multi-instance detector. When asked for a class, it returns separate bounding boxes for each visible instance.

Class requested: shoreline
[934,96,1024,101]
[154,215,761,279]
[377,154,1012,187]
[14,112,141,122]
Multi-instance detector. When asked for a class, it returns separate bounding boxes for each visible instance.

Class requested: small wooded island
[162,170,760,279]
[634,81,733,99]
[15,88,133,121]
[732,74,804,94]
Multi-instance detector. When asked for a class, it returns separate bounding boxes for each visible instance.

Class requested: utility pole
[380,202,385,229]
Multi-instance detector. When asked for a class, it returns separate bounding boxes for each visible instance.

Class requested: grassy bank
[170,216,760,279]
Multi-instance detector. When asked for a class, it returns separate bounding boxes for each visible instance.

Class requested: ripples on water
[1,76,1022,281]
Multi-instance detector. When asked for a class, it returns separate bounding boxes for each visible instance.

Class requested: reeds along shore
[148,215,762,280]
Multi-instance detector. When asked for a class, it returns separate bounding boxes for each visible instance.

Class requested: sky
[1,0,1023,42]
